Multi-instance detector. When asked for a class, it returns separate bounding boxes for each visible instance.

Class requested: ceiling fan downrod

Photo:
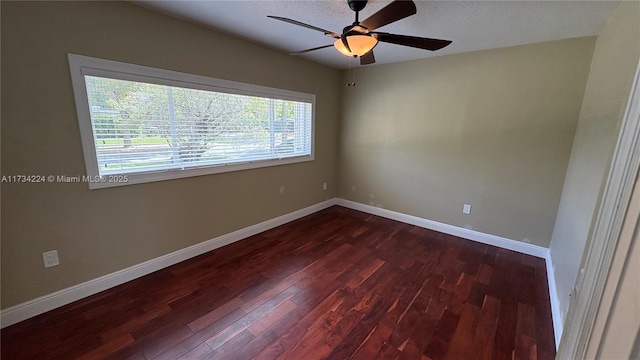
[348,0,368,24]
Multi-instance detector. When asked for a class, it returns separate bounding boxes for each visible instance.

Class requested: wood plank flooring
[1,206,556,359]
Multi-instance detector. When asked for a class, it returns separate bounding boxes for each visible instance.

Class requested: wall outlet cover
[463,204,472,214]
[43,250,60,268]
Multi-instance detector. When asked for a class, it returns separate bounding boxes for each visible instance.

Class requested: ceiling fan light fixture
[333,35,378,57]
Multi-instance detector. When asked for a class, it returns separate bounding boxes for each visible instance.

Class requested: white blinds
[84,75,313,176]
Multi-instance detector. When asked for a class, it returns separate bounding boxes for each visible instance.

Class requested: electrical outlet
[43,250,60,268]
[323,182,327,191]
[463,204,471,214]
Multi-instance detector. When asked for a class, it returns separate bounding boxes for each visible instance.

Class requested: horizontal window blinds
[85,76,313,176]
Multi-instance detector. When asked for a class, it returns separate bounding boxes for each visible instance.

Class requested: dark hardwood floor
[1,206,556,359]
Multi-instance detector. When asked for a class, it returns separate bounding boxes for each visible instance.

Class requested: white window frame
[68,53,315,189]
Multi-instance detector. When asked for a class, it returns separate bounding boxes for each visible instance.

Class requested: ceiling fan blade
[267,16,340,38]
[373,33,452,51]
[289,44,334,55]
[360,51,375,65]
[360,0,417,32]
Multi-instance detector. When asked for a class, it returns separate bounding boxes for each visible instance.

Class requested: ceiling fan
[268,0,452,65]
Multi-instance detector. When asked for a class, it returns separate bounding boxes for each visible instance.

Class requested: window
[68,54,314,189]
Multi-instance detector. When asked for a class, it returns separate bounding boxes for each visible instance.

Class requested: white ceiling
[137,0,621,69]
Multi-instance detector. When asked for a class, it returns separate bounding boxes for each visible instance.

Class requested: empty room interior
[2,1,639,359]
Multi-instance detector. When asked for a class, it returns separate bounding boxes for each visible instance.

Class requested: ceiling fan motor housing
[348,0,368,12]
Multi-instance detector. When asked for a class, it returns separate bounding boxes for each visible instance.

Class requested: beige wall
[0,1,341,308]
[549,1,640,325]
[337,38,595,247]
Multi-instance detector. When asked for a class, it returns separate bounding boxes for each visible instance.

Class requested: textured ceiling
[137,1,620,69]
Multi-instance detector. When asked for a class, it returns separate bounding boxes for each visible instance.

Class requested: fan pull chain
[347,56,357,87]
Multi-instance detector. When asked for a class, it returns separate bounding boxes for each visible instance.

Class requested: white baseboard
[545,252,564,348]
[0,199,337,328]
[336,198,563,348]
[336,199,548,258]
[1,196,563,347]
